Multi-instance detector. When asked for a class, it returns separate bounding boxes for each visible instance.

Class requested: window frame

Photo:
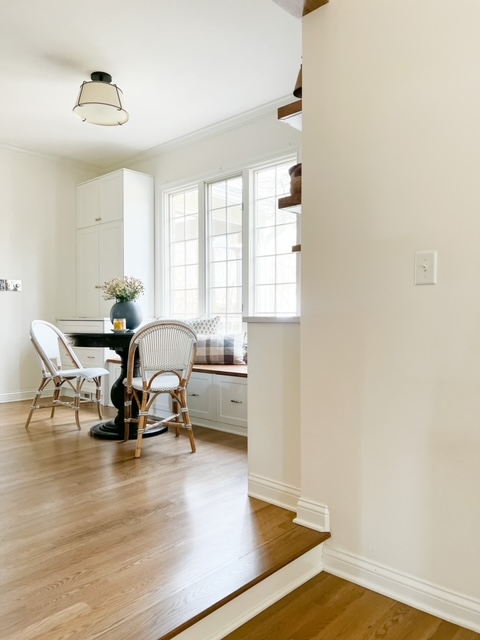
[156,152,299,324]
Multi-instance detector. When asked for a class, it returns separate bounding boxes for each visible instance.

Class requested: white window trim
[155,151,300,321]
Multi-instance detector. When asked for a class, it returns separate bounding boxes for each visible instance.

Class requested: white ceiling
[0,0,301,168]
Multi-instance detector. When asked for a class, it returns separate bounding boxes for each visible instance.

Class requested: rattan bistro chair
[123,320,197,458]
[25,320,109,430]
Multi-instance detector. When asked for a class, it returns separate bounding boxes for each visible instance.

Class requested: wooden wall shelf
[277,100,302,131]
[278,194,301,214]
[272,0,329,19]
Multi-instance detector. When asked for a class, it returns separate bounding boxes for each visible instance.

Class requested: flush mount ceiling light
[73,71,129,126]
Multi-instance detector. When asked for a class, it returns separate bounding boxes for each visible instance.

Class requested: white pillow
[186,316,221,334]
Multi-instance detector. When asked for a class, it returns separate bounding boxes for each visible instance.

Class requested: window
[160,155,298,329]
[207,176,243,333]
[251,160,299,316]
[165,186,200,318]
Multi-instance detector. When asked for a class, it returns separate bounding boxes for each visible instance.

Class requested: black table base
[90,419,168,440]
[67,331,169,441]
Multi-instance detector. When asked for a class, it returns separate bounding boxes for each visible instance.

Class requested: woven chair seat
[129,373,181,393]
[50,367,109,379]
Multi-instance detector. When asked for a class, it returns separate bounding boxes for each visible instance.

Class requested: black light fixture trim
[90,71,112,83]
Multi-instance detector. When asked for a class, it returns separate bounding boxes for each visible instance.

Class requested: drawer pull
[95,216,102,221]
[230,400,243,404]
[87,356,95,359]
[189,393,200,397]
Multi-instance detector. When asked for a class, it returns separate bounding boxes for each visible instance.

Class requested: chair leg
[51,385,61,418]
[95,378,103,420]
[172,396,181,437]
[123,390,132,442]
[134,413,146,458]
[74,382,82,430]
[134,392,149,458]
[25,379,49,428]
[180,388,196,453]
[25,392,41,428]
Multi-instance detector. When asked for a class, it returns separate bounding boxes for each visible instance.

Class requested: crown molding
[114,96,296,168]
[0,141,100,172]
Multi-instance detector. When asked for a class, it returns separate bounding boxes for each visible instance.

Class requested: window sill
[243,316,300,324]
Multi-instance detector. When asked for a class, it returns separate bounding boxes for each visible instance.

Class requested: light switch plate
[415,251,437,285]
[6,279,21,291]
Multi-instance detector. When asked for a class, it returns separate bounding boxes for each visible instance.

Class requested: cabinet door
[187,373,215,421]
[77,221,124,318]
[98,221,124,318]
[76,171,124,229]
[77,226,100,317]
[77,181,100,228]
[216,376,247,427]
[99,172,123,224]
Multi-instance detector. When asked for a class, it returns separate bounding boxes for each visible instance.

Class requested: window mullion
[198,180,207,317]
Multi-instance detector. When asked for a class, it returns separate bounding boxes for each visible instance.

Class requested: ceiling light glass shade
[73,72,129,126]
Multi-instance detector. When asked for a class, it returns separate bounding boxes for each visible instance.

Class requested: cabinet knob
[95,216,102,221]
[230,400,243,404]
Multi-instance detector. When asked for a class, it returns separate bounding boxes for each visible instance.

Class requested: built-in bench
[106,360,248,436]
[192,363,247,378]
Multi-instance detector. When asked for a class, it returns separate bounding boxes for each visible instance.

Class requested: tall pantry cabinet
[76,169,155,319]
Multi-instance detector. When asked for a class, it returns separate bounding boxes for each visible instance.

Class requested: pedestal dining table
[66,331,168,441]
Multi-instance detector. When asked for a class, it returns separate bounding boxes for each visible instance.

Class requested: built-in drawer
[73,347,105,368]
[216,375,247,427]
[58,319,106,333]
[187,373,215,421]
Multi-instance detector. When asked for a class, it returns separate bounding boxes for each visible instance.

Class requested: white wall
[247,321,301,511]
[0,146,98,401]
[301,0,480,628]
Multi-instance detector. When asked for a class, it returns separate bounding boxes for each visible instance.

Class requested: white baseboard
[0,390,35,404]
[323,545,480,634]
[294,497,331,532]
[173,543,326,640]
[248,473,300,511]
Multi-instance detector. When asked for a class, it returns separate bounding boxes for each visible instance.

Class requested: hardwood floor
[2,400,478,640]
[223,572,480,640]
[1,400,327,640]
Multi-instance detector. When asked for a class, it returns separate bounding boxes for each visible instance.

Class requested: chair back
[30,320,82,377]
[127,320,197,384]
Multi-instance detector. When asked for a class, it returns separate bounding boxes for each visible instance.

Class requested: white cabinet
[187,372,247,436]
[77,170,124,228]
[216,375,248,429]
[77,221,124,318]
[75,169,154,319]
[187,373,215,421]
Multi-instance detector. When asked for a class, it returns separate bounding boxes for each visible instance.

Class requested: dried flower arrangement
[101,276,145,302]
